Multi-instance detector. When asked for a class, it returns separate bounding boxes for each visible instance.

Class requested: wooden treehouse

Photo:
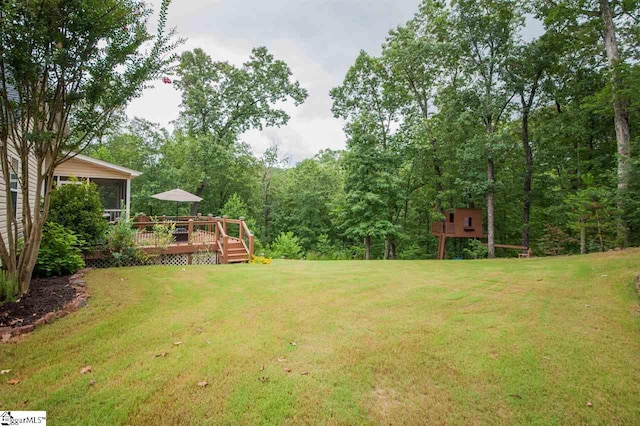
[431,209,485,260]
[431,208,532,259]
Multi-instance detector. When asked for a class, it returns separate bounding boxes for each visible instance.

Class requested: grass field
[1,250,639,425]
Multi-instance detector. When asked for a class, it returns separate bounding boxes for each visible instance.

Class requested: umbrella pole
[176,201,179,220]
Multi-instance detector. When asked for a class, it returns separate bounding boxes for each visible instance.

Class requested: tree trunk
[190,182,205,216]
[364,236,371,260]
[599,0,631,245]
[521,98,533,250]
[384,239,390,260]
[390,241,397,260]
[580,223,586,255]
[487,159,496,259]
[432,138,444,212]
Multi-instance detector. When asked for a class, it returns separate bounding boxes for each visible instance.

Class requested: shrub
[0,271,18,303]
[35,222,85,277]
[463,239,488,259]
[48,179,108,248]
[270,232,303,259]
[139,222,175,250]
[308,234,352,260]
[105,218,145,266]
[537,224,577,256]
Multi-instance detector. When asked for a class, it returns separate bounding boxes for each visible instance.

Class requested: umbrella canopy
[151,188,202,203]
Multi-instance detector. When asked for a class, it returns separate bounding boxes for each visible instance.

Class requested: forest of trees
[88,0,640,260]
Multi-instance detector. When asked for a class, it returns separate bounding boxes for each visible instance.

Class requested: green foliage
[269,232,303,259]
[565,179,618,252]
[0,0,180,292]
[537,225,577,257]
[74,0,640,262]
[35,223,85,278]
[150,222,176,250]
[105,219,144,266]
[463,240,489,259]
[0,271,18,304]
[48,179,108,247]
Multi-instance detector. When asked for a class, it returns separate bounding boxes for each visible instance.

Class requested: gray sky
[126,0,421,162]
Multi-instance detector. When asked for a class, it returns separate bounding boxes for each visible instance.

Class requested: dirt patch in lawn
[0,275,76,328]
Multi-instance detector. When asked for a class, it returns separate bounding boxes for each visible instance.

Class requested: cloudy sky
[126,0,421,163]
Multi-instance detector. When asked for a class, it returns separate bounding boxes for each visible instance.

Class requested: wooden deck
[132,216,254,264]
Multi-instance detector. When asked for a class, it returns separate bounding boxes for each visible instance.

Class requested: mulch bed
[0,275,76,328]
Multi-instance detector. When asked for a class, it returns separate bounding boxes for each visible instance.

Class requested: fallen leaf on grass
[7,379,20,385]
[289,342,297,346]
[197,381,208,388]
[587,401,593,407]
[89,379,96,386]
[0,369,10,375]
[154,352,168,358]
[300,371,309,376]
[80,365,93,375]
[19,400,29,407]
[277,357,287,363]
[509,394,522,400]
[260,365,264,371]
[173,341,182,346]
[195,328,203,334]
[258,376,269,383]
[283,367,292,373]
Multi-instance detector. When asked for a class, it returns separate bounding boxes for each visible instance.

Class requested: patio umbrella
[151,188,203,217]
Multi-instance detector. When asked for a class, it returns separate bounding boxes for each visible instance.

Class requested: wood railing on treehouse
[131,215,254,264]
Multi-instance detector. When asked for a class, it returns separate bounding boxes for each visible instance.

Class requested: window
[10,157,18,218]
[464,216,474,230]
[449,213,454,223]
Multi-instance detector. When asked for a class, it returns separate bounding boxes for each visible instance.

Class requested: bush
[463,239,488,259]
[307,234,352,260]
[35,222,85,277]
[48,179,108,248]
[105,218,145,266]
[270,232,303,259]
[0,271,18,303]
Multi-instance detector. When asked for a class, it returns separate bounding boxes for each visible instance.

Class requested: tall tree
[383,1,451,213]
[174,47,307,213]
[259,143,289,242]
[449,0,523,257]
[542,0,639,244]
[506,35,557,249]
[0,0,178,292]
[331,51,405,258]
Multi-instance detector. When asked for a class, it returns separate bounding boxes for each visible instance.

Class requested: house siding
[54,157,133,180]
[0,143,39,244]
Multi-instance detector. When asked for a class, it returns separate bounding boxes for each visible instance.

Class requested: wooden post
[249,235,255,261]
[223,235,229,264]
[188,219,194,245]
[222,215,228,234]
[239,216,245,240]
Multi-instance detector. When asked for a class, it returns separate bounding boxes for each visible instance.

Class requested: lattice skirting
[85,252,218,269]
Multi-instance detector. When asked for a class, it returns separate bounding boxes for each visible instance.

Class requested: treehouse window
[464,216,473,230]
[449,213,454,223]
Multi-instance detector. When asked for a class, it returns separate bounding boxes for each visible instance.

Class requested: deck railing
[130,215,254,261]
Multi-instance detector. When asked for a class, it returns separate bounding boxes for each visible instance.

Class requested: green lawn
[1,250,640,425]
